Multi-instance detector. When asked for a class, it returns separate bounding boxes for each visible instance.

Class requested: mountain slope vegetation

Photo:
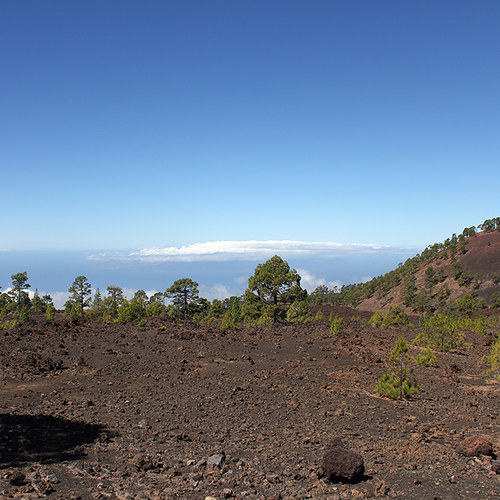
[320,218,500,314]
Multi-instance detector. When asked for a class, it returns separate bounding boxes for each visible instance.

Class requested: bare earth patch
[0,312,499,499]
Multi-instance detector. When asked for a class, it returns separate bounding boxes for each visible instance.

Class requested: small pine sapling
[221,310,238,330]
[45,303,56,320]
[482,333,500,381]
[382,306,411,328]
[369,311,385,328]
[19,305,30,324]
[376,337,419,400]
[315,309,324,322]
[285,300,311,323]
[330,314,343,334]
[414,347,437,367]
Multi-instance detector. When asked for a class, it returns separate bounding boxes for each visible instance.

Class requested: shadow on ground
[0,413,109,468]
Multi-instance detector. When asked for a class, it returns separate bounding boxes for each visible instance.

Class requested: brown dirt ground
[1,309,499,499]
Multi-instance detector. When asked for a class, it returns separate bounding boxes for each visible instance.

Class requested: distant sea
[0,249,417,308]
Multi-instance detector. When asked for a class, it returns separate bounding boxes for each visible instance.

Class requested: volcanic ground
[1,307,499,499]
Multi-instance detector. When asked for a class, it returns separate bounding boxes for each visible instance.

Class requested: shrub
[0,319,18,330]
[314,309,324,322]
[256,312,273,327]
[376,370,419,400]
[414,313,466,352]
[369,307,411,329]
[382,306,411,328]
[482,334,500,381]
[491,292,500,309]
[45,303,56,320]
[376,337,419,399]
[469,315,487,336]
[19,305,30,324]
[330,315,343,335]
[414,347,437,367]
[117,300,146,323]
[221,310,238,330]
[64,300,81,320]
[199,316,219,328]
[102,312,113,323]
[146,301,166,317]
[456,293,479,316]
[286,300,311,323]
[369,311,385,328]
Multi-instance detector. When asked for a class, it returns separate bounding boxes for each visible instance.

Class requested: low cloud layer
[89,240,391,263]
[296,268,343,293]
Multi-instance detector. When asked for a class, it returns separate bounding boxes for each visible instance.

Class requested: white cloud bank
[296,268,343,293]
[89,240,390,263]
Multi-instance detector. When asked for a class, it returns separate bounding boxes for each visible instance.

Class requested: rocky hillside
[336,220,500,314]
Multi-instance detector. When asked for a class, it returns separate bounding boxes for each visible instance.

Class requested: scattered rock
[131,454,162,471]
[457,436,494,457]
[207,452,226,469]
[321,437,365,483]
[34,480,55,495]
[9,471,26,486]
[492,461,500,474]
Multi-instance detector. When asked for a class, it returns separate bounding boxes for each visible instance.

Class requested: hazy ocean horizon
[0,248,417,308]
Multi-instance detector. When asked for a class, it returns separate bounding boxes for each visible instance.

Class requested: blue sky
[1,1,499,301]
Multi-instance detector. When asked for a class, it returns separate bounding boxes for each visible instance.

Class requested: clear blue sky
[2,0,499,252]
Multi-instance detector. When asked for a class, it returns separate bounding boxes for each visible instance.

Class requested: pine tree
[11,272,31,312]
[165,278,199,321]
[68,276,92,317]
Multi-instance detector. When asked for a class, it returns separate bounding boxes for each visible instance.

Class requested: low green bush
[414,347,437,367]
[482,333,500,381]
[376,370,419,399]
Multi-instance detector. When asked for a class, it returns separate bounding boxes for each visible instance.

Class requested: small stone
[207,453,225,469]
[35,480,55,495]
[375,480,389,495]
[492,461,500,474]
[190,472,203,482]
[266,473,280,483]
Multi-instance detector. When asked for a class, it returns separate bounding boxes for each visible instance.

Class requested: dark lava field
[1,308,499,499]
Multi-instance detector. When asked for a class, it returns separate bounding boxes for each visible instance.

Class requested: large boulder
[321,437,365,483]
[457,436,493,457]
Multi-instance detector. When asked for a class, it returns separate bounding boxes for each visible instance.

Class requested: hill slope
[334,221,500,314]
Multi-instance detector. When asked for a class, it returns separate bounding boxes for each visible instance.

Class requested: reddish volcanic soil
[1,310,499,499]
[358,230,500,313]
